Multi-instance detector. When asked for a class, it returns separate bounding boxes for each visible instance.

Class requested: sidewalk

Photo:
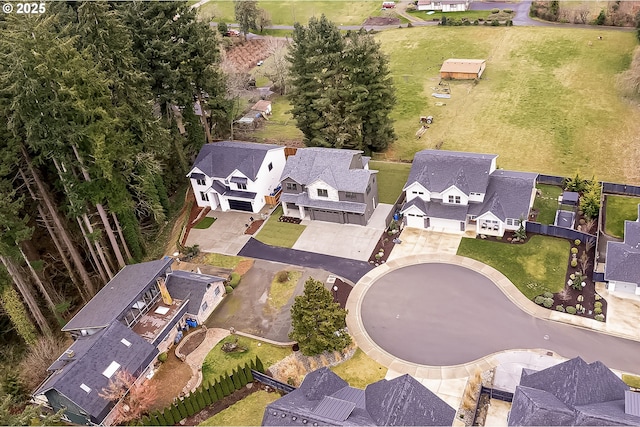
[182,328,230,394]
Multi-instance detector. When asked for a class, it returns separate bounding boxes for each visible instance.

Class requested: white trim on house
[476,212,503,236]
[405,182,431,202]
[441,185,468,206]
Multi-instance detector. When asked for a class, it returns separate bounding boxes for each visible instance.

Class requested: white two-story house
[401,150,537,236]
[187,141,286,213]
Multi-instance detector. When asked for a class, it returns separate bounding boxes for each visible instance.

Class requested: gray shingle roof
[262,368,455,426]
[165,270,225,316]
[35,321,158,422]
[280,148,376,193]
[508,357,638,427]
[281,192,367,214]
[605,216,640,285]
[404,150,496,195]
[189,141,281,181]
[63,258,173,331]
[475,170,537,221]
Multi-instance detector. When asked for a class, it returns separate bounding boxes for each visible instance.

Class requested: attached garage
[405,213,425,228]
[345,212,366,226]
[311,209,344,224]
[430,217,465,232]
[228,199,253,212]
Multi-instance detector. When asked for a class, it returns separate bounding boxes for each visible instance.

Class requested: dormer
[307,179,338,201]
[441,185,468,205]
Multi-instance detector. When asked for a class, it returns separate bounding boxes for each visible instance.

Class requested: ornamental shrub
[275,271,290,283]
[232,369,242,390]
[566,306,577,314]
[594,301,603,309]
[255,356,265,373]
[594,307,602,314]
[556,305,565,312]
[543,298,554,308]
[220,375,231,396]
[571,259,578,268]
[244,363,254,382]
[534,296,545,305]
[185,396,195,417]
[225,285,234,294]
[571,247,578,254]
[229,272,241,288]
[158,352,168,363]
[214,381,224,400]
[196,389,206,411]
[176,398,188,419]
[595,294,602,301]
[595,314,605,321]
[491,8,499,13]
[154,411,167,426]
[574,239,581,246]
[543,292,554,299]
[171,404,181,423]
[202,384,212,405]
[163,408,175,426]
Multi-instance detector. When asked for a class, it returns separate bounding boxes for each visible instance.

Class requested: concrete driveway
[185,210,258,255]
[387,228,462,261]
[292,204,393,261]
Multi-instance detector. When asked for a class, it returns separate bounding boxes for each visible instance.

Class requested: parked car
[226,29,240,37]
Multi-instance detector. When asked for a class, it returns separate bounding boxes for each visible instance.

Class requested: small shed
[561,191,579,206]
[440,59,486,80]
[251,100,272,115]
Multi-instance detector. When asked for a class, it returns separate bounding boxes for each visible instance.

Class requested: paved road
[360,263,640,373]
[238,238,373,284]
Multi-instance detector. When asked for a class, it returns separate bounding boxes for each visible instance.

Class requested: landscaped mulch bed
[368,229,401,265]
[476,229,532,244]
[278,215,301,224]
[332,278,352,309]
[244,220,264,235]
[178,327,207,357]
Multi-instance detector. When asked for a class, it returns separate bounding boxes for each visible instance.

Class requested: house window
[506,218,521,226]
[268,162,273,171]
[448,195,461,204]
[317,188,328,197]
[286,182,297,191]
[237,183,247,190]
[214,286,221,296]
[200,191,209,202]
[345,192,357,200]
[201,302,208,312]
[102,361,121,378]
[470,192,481,197]
[196,178,206,186]
[80,383,92,393]
[120,338,131,347]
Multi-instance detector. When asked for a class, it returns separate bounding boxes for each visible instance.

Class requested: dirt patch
[363,16,401,26]
[245,219,264,235]
[149,350,192,411]
[233,259,255,276]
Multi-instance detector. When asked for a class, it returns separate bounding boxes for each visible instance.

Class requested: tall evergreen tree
[288,17,396,153]
[289,277,351,356]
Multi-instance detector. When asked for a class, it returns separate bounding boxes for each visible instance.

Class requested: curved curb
[346,254,640,379]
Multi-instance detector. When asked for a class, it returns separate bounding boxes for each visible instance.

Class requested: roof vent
[65,350,75,358]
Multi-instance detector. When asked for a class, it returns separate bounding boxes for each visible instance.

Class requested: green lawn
[253,97,303,143]
[622,374,640,389]
[255,205,306,248]
[533,184,563,225]
[457,235,570,299]
[193,216,216,229]
[198,390,279,426]
[376,27,640,183]
[267,270,303,312]
[331,348,387,389]
[203,253,245,269]
[605,195,640,238]
[369,161,411,204]
[202,335,291,383]
[198,0,381,26]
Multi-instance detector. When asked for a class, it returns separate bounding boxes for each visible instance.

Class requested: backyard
[330,348,387,389]
[201,335,292,384]
[199,390,279,426]
[532,184,563,225]
[605,195,640,238]
[255,205,306,248]
[252,96,303,144]
[369,160,411,204]
[457,235,570,299]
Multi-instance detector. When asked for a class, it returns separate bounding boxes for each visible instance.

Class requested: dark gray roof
[562,191,579,205]
[63,258,173,331]
[263,368,455,427]
[208,180,257,200]
[165,270,225,316]
[473,170,537,221]
[281,192,367,214]
[401,197,469,221]
[555,210,575,228]
[404,150,496,195]
[605,216,640,285]
[280,148,376,193]
[365,374,456,426]
[508,357,638,427]
[189,141,281,181]
[35,321,157,422]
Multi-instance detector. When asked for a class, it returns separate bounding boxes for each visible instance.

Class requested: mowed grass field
[199,1,381,26]
[377,26,640,183]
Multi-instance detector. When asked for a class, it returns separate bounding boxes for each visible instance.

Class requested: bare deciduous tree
[220,55,253,140]
[20,335,71,390]
[262,38,290,95]
[574,5,590,24]
[99,370,157,425]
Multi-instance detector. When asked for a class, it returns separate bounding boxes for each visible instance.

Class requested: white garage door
[430,217,464,232]
[405,213,425,228]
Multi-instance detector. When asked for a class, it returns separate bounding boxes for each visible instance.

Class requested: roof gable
[280,148,375,193]
[165,270,226,315]
[605,213,640,284]
[472,170,537,221]
[191,141,281,181]
[63,258,173,331]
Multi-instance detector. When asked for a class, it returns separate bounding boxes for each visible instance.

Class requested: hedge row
[138,356,264,426]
